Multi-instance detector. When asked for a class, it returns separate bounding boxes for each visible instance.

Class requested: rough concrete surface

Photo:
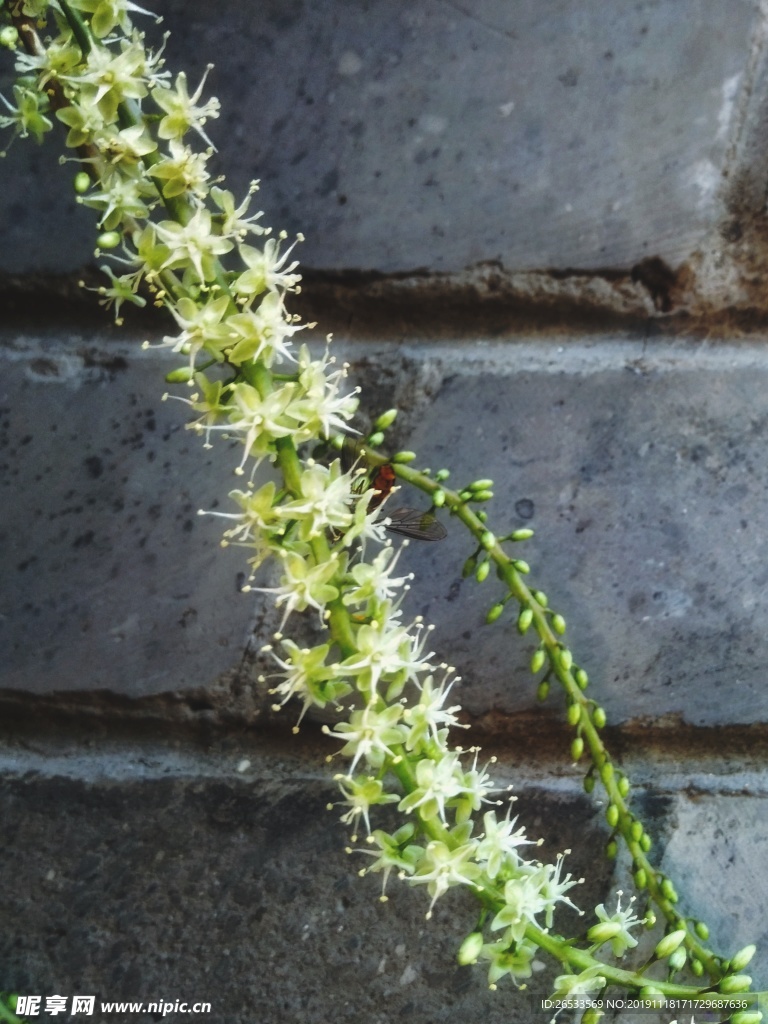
[0,0,759,276]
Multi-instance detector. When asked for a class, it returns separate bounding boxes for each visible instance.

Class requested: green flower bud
[575,668,589,689]
[513,559,530,574]
[392,450,416,463]
[97,230,121,249]
[469,478,494,491]
[637,987,666,1007]
[486,603,504,624]
[558,647,573,671]
[630,820,643,842]
[668,945,687,972]
[475,560,490,583]
[690,957,704,977]
[530,648,546,674]
[605,803,620,828]
[462,555,478,578]
[654,929,686,960]
[74,171,91,194]
[0,25,19,48]
[477,510,488,522]
[480,530,496,550]
[534,590,548,607]
[457,931,484,965]
[551,613,566,635]
[634,867,647,888]
[583,774,595,793]
[472,489,494,502]
[605,839,618,859]
[592,706,607,728]
[373,408,398,430]
[731,945,757,971]
[567,703,581,726]
[165,367,194,384]
[510,527,534,540]
[694,921,710,941]
[366,431,385,447]
[434,468,450,482]
[571,736,584,760]
[639,833,652,853]
[432,488,446,507]
[617,775,630,798]
[459,489,473,502]
[599,762,614,784]
[644,910,656,928]
[537,680,550,701]
[517,606,533,633]
[730,1011,763,1024]
[660,878,678,903]
[719,974,752,993]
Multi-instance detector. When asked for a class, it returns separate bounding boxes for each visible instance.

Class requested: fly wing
[380,507,447,542]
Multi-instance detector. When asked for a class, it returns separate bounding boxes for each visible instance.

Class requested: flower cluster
[0,0,656,1000]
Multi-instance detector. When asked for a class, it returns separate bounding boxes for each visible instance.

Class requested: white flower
[153,67,220,148]
[398,751,468,823]
[338,614,435,698]
[474,808,534,880]
[254,549,341,629]
[234,233,302,296]
[323,703,408,774]
[409,835,482,917]
[278,460,355,541]
[155,207,234,282]
[226,292,305,367]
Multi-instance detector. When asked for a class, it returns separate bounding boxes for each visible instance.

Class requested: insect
[368,463,447,542]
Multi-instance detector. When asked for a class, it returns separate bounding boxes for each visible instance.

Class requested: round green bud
[534,590,548,607]
[477,510,488,522]
[373,408,398,430]
[475,560,490,583]
[486,603,504,624]
[480,530,496,550]
[558,647,573,671]
[668,945,687,972]
[690,957,704,977]
[599,762,614,785]
[731,944,757,971]
[730,1011,763,1024]
[654,929,686,960]
[694,921,710,941]
[510,527,534,541]
[592,706,607,728]
[459,489,473,502]
[639,833,652,853]
[432,488,446,507]
[435,468,450,481]
[633,867,647,888]
[605,803,620,828]
[637,987,666,1008]
[74,171,91,194]
[0,25,19,48]
[575,668,589,689]
[392,450,416,463]
[537,680,550,701]
[457,931,484,965]
[530,648,546,674]
[97,230,121,249]
[513,559,530,574]
[551,613,566,635]
[366,431,385,447]
[617,775,630,798]
[660,878,678,903]
[571,736,584,760]
[719,975,753,993]
[583,774,595,793]
[462,555,478,579]
[567,703,581,726]
[517,607,533,633]
[165,367,195,384]
[469,478,494,491]
[472,489,494,502]
[605,839,618,859]
[630,820,643,842]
